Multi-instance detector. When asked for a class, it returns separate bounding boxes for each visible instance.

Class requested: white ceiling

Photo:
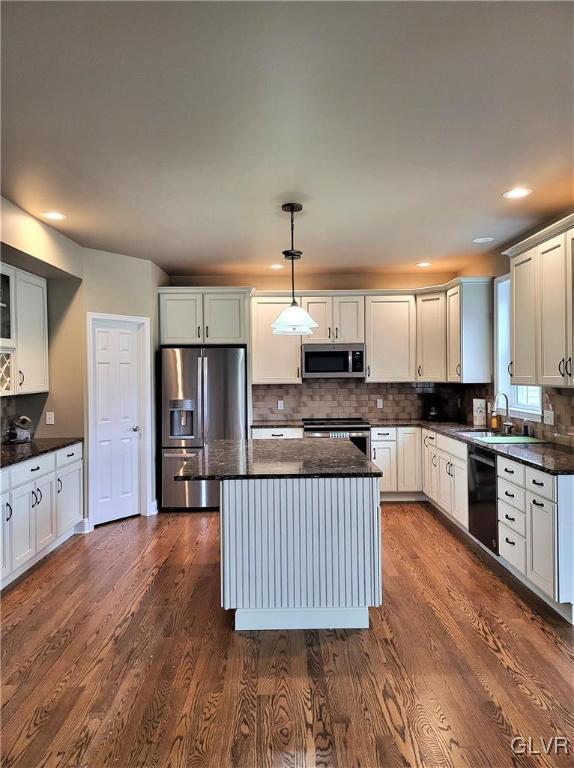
[2,1,572,276]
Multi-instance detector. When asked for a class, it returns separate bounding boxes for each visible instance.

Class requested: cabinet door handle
[566,357,573,377]
[367,365,371,377]
[18,370,24,386]
[531,479,544,487]
[504,468,514,475]
[504,490,514,498]
[335,327,339,338]
[5,502,12,521]
[505,514,515,522]
[205,326,209,338]
[417,365,423,377]
[532,499,544,507]
[297,367,300,378]
[432,455,437,467]
[58,478,63,493]
[507,361,513,377]
[328,327,331,339]
[36,487,43,504]
[197,325,201,338]
[31,490,37,508]
[559,358,565,377]
[424,436,428,447]
[373,447,377,460]
[30,465,40,472]
[505,537,515,546]
[456,363,461,377]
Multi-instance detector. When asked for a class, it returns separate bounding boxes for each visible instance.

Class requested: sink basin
[458,431,545,445]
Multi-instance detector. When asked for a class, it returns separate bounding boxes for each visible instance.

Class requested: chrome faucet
[493,392,513,435]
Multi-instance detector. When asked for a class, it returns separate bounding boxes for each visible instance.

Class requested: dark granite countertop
[1,437,83,469]
[174,438,382,480]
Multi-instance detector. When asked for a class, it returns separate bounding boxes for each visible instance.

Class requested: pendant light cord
[290,209,296,305]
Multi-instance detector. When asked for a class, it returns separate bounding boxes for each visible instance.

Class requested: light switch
[543,409,555,426]
[377,399,384,409]
[45,411,55,425]
[277,399,284,411]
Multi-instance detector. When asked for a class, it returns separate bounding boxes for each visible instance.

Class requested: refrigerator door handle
[197,354,204,443]
[202,353,209,441]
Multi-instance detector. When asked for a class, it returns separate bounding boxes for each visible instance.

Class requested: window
[494,276,542,420]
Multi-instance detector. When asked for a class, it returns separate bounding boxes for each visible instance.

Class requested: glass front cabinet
[0,264,16,396]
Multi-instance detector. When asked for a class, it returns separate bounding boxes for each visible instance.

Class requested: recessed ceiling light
[472,236,495,244]
[41,211,67,221]
[269,263,284,270]
[417,262,432,268]
[502,187,532,199]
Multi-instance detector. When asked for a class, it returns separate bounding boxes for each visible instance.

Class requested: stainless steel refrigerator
[160,346,247,509]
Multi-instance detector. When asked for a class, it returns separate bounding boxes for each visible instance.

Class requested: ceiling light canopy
[502,186,532,199]
[41,211,67,220]
[472,236,495,244]
[271,203,318,336]
[417,261,432,268]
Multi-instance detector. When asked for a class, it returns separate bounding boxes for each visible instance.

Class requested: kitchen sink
[458,431,545,444]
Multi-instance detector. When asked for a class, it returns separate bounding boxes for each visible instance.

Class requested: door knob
[130,425,141,432]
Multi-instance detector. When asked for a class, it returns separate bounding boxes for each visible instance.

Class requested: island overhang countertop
[174,438,382,481]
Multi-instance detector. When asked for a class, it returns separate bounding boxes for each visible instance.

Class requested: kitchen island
[175,439,382,630]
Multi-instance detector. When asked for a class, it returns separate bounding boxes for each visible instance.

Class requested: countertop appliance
[468,446,498,554]
[302,343,365,379]
[5,415,33,443]
[303,417,370,456]
[160,346,247,510]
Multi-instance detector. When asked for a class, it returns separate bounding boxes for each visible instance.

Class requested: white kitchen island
[175,439,382,630]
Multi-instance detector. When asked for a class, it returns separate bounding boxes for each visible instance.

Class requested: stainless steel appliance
[160,346,247,509]
[468,447,498,554]
[302,343,365,379]
[303,417,371,456]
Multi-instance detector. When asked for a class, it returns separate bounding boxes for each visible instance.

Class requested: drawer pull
[66,452,75,458]
[30,465,40,472]
[271,433,284,437]
[532,499,544,507]
[379,432,390,436]
[504,468,514,475]
[504,491,514,498]
[531,479,544,487]
[505,514,515,522]
[505,537,515,546]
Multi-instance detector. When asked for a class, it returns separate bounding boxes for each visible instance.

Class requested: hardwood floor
[1,503,573,768]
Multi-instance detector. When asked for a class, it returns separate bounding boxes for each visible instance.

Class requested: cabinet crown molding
[252,277,492,299]
[502,213,574,259]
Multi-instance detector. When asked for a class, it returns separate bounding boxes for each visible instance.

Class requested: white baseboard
[381,492,426,503]
[143,499,158,517]
[1,527,77,590]
[234,607,369,630]
[76,518,93,534]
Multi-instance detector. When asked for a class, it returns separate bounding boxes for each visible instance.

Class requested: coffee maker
[422,393,441,421]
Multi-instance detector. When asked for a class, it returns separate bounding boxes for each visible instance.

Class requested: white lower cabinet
[11,481,36,569]
[371,440,397,493]
[57,461,84,535]
[450,457,468,529]
[1,490,12,580]
[437,451,452,513]
[424,432,468,530]
[397,427,421,491]
[526,492,555,599]
[35,473,56,550]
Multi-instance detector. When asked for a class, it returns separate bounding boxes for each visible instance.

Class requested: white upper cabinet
[15,271,49,394]
[537,234,569,387]
[447,282,492,384]
[510,248,538,386]
[203,293,247,344]
[365,295,416,382]
[160,292,204,344]
[302,295,364,344]
[251,297,302,384]
[0,264,16,347]
[416,293,446,382]
[301,296,333,343]
[332,295,364,343]
[159,290,249,345]
[567,228,574,387]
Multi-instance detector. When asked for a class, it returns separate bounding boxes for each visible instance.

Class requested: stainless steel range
[303,417,371,456]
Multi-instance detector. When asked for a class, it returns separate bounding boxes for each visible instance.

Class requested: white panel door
[92,323,141,525]
[366,296,416,382]
[57,461,84,535]
[251,298,302,384]
[160,292,203,344]
[567,229,574,387]
[333,296,365,343]
[15,271,49,393]
[203,293,247,344]
[397,427,422,491]
[510,249,537,385]
[451,458,468,529]
[416,293,446,382]
[371,441,397,492]
[446,286,462,382]
[35,473,56,550]
[537,234,568,386]
[1,490,12,580]
[526,494,556,599]
[437,452,452,513]
[302,297,333,343]
[11,481,35,569]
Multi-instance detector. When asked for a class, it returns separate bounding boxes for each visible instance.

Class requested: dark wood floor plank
[2,505,573,768]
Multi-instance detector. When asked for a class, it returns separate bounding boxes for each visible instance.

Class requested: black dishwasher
[468,447,498,554]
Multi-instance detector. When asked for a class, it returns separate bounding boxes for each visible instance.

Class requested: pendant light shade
[272,202,318,336]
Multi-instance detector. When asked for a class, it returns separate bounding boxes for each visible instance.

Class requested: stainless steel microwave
[302,343,366,379]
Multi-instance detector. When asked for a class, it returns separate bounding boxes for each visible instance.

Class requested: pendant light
[271,203,318,335]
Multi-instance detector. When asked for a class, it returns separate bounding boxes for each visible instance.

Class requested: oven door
[302,344,364,378]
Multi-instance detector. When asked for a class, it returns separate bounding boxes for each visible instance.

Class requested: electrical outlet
[45,411,55,425]
[544,409,555,426]
[277,399,284,411]
[376,399,384,409]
